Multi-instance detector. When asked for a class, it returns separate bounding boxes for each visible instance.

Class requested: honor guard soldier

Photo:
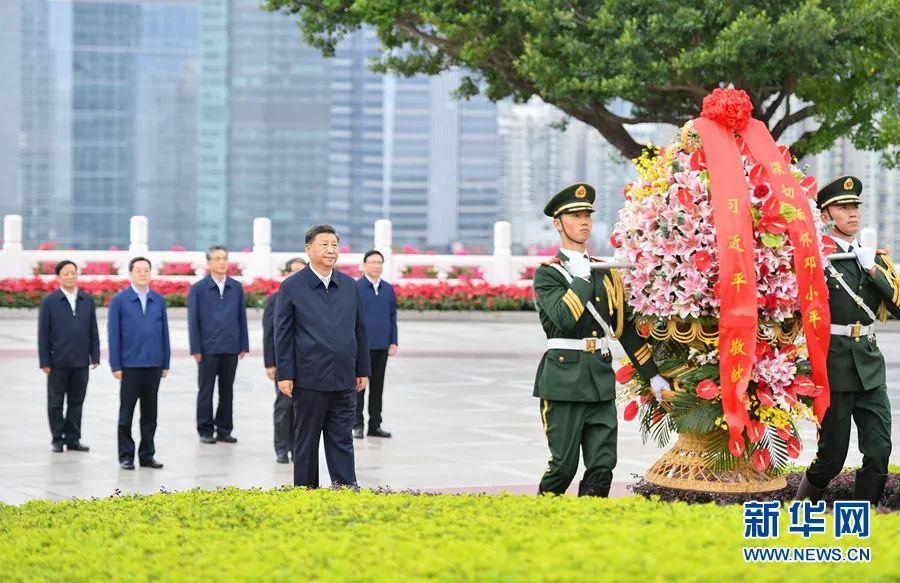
[796,176,899,505]
[533,183,670,497]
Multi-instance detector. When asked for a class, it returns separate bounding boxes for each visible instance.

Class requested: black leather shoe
[139,458,164,469]
[199,435,217,444]
[276,453,290,464]
[66,442,90,452]
[367,426,392,438]
[216,434,238,444]
[120,460,135,470]
[352,426,364,439]
[52,443,64,453]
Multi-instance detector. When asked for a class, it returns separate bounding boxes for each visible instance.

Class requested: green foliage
[265,0,900,166]
[2,488,899,581]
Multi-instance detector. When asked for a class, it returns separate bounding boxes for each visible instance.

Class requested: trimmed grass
[1,488,898,582]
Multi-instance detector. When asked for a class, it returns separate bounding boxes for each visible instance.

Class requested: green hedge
[1,489,898,581]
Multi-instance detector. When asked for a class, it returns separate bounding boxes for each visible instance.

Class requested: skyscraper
[196,0,332,251]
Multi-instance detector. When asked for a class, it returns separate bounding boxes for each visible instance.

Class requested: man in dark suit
[263,256,306,463]
[188,245,250,444]
[354,250,399,439]
[38,260,100,452]
[275,225,370,488]
[108,257,170,470]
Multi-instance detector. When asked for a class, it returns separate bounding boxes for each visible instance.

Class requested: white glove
[853,246,877,271]
[650,374,670,403]
[565,255,591,279]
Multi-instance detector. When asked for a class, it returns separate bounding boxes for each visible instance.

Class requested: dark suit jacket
[262,291,278,368]
[274,266,371,391]
[38,289,100,369]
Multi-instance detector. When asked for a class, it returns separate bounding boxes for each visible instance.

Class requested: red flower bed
[0,279,536,311]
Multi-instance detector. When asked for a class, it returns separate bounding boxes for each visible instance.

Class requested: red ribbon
[741,120,831,421]
[692,117,756,452]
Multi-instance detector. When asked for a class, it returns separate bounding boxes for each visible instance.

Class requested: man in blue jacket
[263,256,306,463]
[38,260,100,452]
[275,225,370,488]
[354,250,398,439]
[188,245,249,444]
[108,257,170,470]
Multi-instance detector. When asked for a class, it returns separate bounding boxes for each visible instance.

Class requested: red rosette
[700,88,754,131]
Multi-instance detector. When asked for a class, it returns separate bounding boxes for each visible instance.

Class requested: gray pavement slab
[0,309,898,504]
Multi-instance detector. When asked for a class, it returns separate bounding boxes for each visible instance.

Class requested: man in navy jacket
[355,250,398,439]
[263,256,306,463]
[38,260,100,452]
[108,257,170,470]
[275,225,370,488]
[188,245,249,444]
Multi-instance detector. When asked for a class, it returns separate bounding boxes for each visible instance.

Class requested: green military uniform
[533,184,659,496]
[799,176,899,505]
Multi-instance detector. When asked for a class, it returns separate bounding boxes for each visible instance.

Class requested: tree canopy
[265,0,900,165]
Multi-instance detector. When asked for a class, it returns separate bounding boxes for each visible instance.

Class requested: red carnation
[623,400,639,421]
[696,379,720,400]
[615,364,635,384]
[700,88,754,131]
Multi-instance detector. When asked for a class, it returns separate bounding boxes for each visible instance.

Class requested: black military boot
[578,480,611,497]
[794,473,827,503]
[853,470,888,506]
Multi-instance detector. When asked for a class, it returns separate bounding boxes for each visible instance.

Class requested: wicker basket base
[644,432,787,494]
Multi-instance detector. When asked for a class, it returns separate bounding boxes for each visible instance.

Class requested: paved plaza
[1,309,898,505]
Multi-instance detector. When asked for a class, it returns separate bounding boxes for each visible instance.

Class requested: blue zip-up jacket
[274,267,371,390]
[356,277,398,350]
[108,287,171,371]
[187,275,250,355]
[37,288,100,368]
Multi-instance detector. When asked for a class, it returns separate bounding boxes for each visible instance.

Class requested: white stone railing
[0,215,547,286]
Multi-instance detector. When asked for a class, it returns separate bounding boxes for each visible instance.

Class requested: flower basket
[613,89,833,493]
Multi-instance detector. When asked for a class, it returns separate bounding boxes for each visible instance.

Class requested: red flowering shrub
[0,279,536,311]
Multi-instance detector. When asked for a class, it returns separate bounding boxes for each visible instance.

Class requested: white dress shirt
[61,287,78,315]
